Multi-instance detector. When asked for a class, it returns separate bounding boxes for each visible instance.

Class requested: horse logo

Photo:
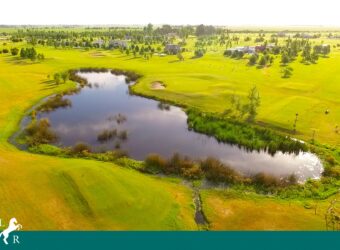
[0,218,22,245]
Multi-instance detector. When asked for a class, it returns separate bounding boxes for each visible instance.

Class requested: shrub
[187,109,307,154]
[325,155,336,166]
[36,94,71,112]
[144,154,166,173]
[29,144,63,156]
[20,47,38,60]
[194,49,204,58]
[323,166,340,178]
[181,164,203,180]
[201,157,241,184]
[2,48,9,54]
[248,54,258,65]
[10,47,19,56]
[71,143,91,155]
[25,118,58,146]
[110,69,141,83]
[69,70,88,86]
[224,50,232,57]
[252,172,280,188]
[97,129,117,143]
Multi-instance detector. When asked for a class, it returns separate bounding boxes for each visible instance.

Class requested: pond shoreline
[10,68,324,183]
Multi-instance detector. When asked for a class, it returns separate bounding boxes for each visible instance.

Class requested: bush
[71,143,91,155]
[145,153,203,179]
[325,155,336,166]
[194,49,205,58]
[223,50,232,57]
[25,118,58,146]
[248,54,258,65]
[10,47,19,56]
[97,129,117,143]
[2,48,9,54]
[323,166,340,178]
[181,164,203,180]
[187,108,307,154]
[252,172,280,188]
[20,47,38,60]
[201,157,241,184]
[29,144,63,156]
[36,94,71,112]
[145,154,166,173]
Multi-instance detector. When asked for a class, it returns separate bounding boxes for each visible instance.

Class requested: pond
[33,71,323,181]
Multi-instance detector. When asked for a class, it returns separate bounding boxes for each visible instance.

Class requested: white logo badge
[0,218,22,245]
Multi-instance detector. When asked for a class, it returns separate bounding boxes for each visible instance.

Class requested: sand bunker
[151,81,166,90]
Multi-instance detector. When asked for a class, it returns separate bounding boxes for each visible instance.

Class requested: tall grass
[24,118,58,146]
[144,153,298,189]
[187,108,307,154]
[36,94,71,112]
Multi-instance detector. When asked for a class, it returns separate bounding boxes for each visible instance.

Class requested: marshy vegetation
[97,129,117,143]
[187,108,307,155]
[29,142,129,161]
[24,118,58,146]
[36,94,72,112]
[144,153,299,191]
[107,113,127,124]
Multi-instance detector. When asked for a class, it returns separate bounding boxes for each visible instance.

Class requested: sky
[1,0,339,26]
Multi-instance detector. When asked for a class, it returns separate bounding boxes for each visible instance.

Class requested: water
[36,72,323,181]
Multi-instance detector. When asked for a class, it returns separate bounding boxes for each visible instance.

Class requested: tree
[10,47,19,56]
[282,67,293,78]
[281,53,290,65]
[177,51,184,61]
[61,72,69,83]
[258,56,267,67]
[248,54,258,65]
[247,86,261,122]
[37,53,45,60]
[145,23,153,35]
[196,24,216,36]
[321,45,331,57]
[194,49,204,58]
[20,48,26,58]
[302,43,312,62]
[54,73,61,85]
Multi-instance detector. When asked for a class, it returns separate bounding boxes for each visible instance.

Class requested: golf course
[0,26,339,230]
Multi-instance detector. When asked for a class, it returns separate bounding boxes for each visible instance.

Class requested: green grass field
[0,31,339,230]
[201,189,329,230]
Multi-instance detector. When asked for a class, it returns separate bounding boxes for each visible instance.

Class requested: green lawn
[201,189,328,230]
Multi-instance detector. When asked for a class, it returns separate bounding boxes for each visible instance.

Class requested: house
[255,45,266,52]
[226,46,255,54]
[165,44,181,55]
[109,40,128,49]
[93,39,105,47]
[277,32,286,37]
[266,43,277,50]
[330,35,340,39]
[301,33,315,39]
